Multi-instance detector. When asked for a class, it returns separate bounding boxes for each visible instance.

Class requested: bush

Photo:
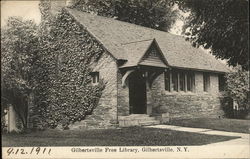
[224,66,249,119]
[220,96,234,118]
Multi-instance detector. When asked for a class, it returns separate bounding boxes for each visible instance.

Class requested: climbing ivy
[32,2,105,129]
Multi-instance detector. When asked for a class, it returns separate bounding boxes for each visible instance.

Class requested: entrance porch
[117,66,169,127]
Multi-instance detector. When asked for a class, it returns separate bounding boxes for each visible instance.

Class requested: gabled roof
[66,8,230,73]
[119,39,168,68]
[119,39,153,68]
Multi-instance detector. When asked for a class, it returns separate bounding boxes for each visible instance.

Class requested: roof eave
[169,66,229,74]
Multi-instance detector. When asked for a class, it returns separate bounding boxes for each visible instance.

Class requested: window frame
[164,69,195,93]
[187,72,195,92]
[171,70,179,92]
[164,71,171,91]
[203,72,210,92]
[179,71,186,91]
[90,72,99,85]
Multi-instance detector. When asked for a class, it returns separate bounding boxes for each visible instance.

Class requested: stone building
[3,2,230,131]
[62,8,230,129]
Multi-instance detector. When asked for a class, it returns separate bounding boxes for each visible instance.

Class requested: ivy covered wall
[31,2,107,129]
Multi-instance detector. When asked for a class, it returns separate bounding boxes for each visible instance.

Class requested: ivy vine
[32,2,105,129]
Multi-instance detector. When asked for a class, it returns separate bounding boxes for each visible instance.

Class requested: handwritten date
[6,147,51,156]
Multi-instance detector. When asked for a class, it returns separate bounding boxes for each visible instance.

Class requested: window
[164,71,170,91]
[203,73,210,92]
[145,47,158,58]
[219,74,226,91]
[187,72,195,92]
[172,71,178,91]
[164,69,195,92]
[179,72,185,91]
[90,72,99,84]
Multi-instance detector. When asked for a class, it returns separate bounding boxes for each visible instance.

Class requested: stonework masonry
[75,67,224,129]
[116,70,224,120]
[150,72,224,120]
[117,71,130,116]
[69,53,118,129]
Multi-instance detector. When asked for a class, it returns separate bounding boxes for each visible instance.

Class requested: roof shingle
[67,8,230,73]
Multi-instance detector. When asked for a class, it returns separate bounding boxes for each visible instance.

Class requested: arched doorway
[128,70,147,114]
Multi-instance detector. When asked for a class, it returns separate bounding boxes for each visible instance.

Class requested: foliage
[33,2,105,129]
[220,66,249,119]
[72,0,178,31]
[224,66,249,117]
[220,96,234,118]
[1,17,39,129]
[174,0,249,70]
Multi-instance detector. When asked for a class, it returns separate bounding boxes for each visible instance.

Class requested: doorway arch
[128,70,147,114]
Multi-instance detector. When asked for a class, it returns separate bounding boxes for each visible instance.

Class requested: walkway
[147,125,249,145]
[147,125,250,158]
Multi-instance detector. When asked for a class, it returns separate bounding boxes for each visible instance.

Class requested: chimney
[50,0,74,15]
[50,0,66,15]
[65,0,74,7]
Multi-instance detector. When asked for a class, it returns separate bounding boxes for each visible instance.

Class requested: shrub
[224,66,249,119]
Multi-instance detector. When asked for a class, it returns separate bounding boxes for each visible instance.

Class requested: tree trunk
[8,104,18,132]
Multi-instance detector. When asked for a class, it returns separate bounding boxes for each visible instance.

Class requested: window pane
[203,73,210,92]
[179,72,185,91]
[91,72,99,84]
[172,71,178,91]
[96,72,99,83]
[187,74,191,91]
[150,48,157,57]
[187,72,194,91]
[164,71,170,91]
[93,75,96,83]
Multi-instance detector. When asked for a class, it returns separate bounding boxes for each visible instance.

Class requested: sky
[0,0,184,35]
[1,1,41,27]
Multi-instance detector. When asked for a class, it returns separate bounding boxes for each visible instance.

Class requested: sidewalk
[147,125,250,145]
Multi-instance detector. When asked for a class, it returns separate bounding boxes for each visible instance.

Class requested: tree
[1,17,39,129]
[71,0,178,31]
[175,0,249,70]
[225,67,249,115]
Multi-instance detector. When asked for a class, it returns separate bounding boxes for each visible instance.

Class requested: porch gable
[139,39,168,68]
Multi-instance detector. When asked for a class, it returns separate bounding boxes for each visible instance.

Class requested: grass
[2,127,238,147]
[169,118,250,133]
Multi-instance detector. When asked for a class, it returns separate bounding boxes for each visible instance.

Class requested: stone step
[119,120,139,127]
[128,114,149,117]
[118,114,153,120]
[118,114,160,127]
[139,120,160,126]
[121,119,157,123]
[119,117,156,122]
[119,119,160,127]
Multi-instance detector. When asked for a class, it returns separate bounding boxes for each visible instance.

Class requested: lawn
[2,127,238,147]
[169,118,250,133]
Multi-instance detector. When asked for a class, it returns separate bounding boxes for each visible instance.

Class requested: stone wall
[70,53,118,129]
[116,70,224,119]
[151,71,224,119]
[117,71,130,116]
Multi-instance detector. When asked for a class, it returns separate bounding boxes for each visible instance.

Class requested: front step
[118,114,160,127]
